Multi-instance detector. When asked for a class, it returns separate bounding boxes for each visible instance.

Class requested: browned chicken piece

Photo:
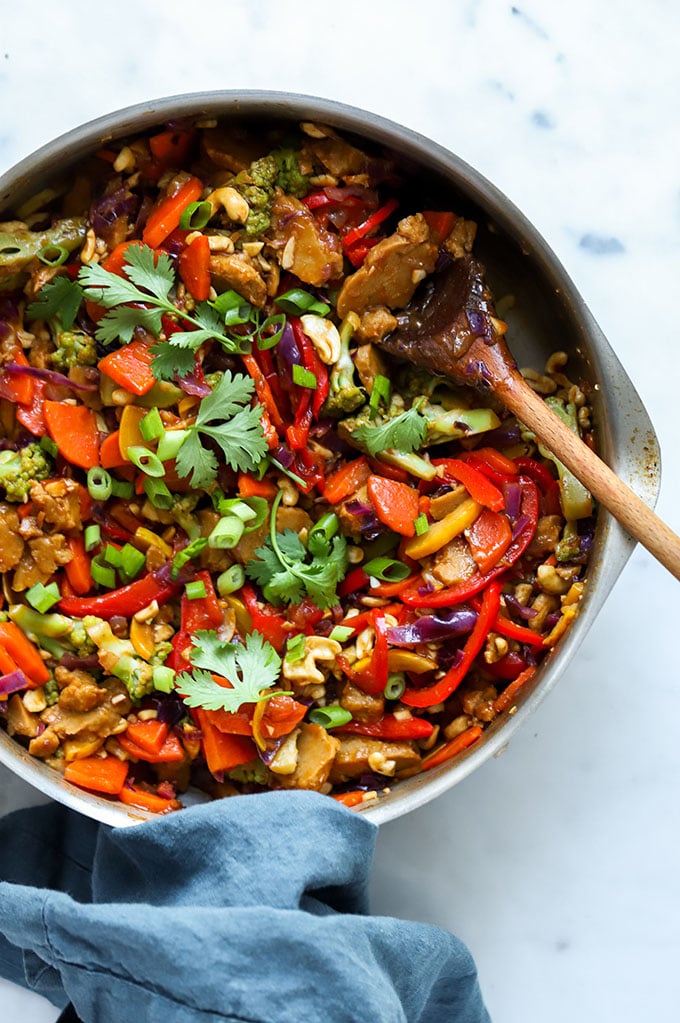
[201,127,264,173]
[30,678,132,761]
[12,534,72,593]
[352,341,390,391]
[231,505,313,565]
[339,680,385,724]
[0,504,25,573]
[58,680,108,713]
[443,218,477,260]
[526,515,563,558]
[428,484,468,521]
[305,137,368,178]
[462,684,498,723]
[335,482,371,539]
[329,737,422,784]
[270,193,343,287]
[336,214,439,319]
[30,478,83,531]
[430,536,478,587]
[355,309,398,344]
[5,694,41,738]
[209,252,268,307]
[279,723,340,791]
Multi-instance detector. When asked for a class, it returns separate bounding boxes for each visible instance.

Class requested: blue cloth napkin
[0,790,490,1022]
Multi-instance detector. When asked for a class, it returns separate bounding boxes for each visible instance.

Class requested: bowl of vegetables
[0,91,659,825]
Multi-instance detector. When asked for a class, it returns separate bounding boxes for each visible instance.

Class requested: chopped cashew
[281,636,342,685]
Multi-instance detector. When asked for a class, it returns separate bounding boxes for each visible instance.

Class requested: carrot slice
[43,401,100,469]
[0,622,50,686]
[64,756,129,795]
[119,784,180,814]
[142,176,203,249]
[98,341,156,397]
[117,730,185,763]
[332,791,366,808]
[193,707,257,774]
[492,666,537,715]
[367,474,420,537]
[100,430,128,469]
[465,508,513,574]
[421,725,484,771]
[123,719,170,756]
[64,536,93,596]
[237,472,278,499]
[323,457,370,504]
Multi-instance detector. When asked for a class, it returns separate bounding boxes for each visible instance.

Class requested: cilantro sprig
[246,491,348,609]
[177,629,286,713]
[26,276,84,328]
[351,404,427,455]
[173,370,268,489]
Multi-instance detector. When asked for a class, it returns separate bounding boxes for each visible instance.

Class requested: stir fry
[0,119,595,813]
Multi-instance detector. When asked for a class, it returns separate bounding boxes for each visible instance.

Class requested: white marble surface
[1,1,679,1019]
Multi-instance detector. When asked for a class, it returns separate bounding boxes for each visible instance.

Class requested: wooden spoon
[377,256,680,579]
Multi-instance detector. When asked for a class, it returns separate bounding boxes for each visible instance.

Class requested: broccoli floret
[272,148,309,198]
[0,443,53,503]
[50,328,97,371]
[8,605,99,659]
[85,619,153,702]
[150,640,173,666]
[323,312,366,417]
[43,677,59,706]
[228,757,272,786]
[170,492,202,541]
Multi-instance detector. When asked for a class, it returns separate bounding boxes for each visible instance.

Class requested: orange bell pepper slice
[98,340,156,396]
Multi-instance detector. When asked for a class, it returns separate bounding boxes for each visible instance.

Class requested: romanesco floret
[85,619,153,702]
[50,329,97,371]
[234,155,278,238]
[8,606,100,660]
[272,148,309,198]
[0,443,53,502]
[43,678,59,706]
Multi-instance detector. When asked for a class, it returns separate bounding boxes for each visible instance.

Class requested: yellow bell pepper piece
[386,650,438,674]
[404,497,482,559]
[118,405,147,461]
[129,618,155,661]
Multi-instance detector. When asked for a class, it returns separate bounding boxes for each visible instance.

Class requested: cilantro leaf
[149,342,197,381]
[173,371,268,489]
[246,494,348,610]
[122,244,174,301]
[96,304,164,345]
[26,277,84,329]
[351,405,427,455]
[177,629,283,713]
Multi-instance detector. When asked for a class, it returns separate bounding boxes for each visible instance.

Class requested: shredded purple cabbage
[0,669,30,696]
[5,362,98,392]
[387,608,478,646]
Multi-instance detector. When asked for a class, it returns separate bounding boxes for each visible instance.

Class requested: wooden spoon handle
[496,369,680,579]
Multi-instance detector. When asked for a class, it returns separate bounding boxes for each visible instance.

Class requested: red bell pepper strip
[142,176,204,250]
[15,379,47,436]
[178,233,211,302]
[344,236,381,268]
[337,565,370,598]
[98,340,156,396]
[241,585,289,653]
[241,353,285,432]
[421,725,483,771]
[491,614,546,648]
[492,666,537,714]
[514,456,561,516]
[252,693,308,748]
[342,198,398,250]
[484,650,529,681]
[0,348,35,406]
[399,476,539,607]
[401,580,503,708]
[338,713,434,741]
[58,568,183,619]
[339,610,389,697]
[465,508,513,575]
[422,210,457,244]
[432,457,505,511]
[148,129,195,169]
[181,570,223,634]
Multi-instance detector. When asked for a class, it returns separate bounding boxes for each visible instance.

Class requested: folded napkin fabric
[0,790,490,1023]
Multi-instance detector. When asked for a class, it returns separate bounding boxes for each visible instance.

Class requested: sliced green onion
[240,496,269,531]
[87,466,113,501]
[119,543,146,582]
[216,564,245,596]
[274,288,330,316]
[328,624,354,643]
[84,523,101,552]
[110,479,134,499]
[292,364,317,389]
[171,537,209,578]
[285,633,306,663]
[369,373,391,411]
[143,476,174,510]
[37,244,69,267]
[308,705,353,729]
[215,498,257,524]
[139,407,165,442]
[126,445,165,478]
[185,579,207,600]
[179,200,212,230]
[363,556,411,582]
[384,673,406,701]
[256,312,286,350]
[208,515,245,549]
[414,512,429,536]
[39,435,58,457]
[25,581,60,613]
[307,512,339,557]
[91,555,116,588]
[156,429,188,462]
[211,289,253,326]
[103,543,123,567]
[152,665,176,694]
